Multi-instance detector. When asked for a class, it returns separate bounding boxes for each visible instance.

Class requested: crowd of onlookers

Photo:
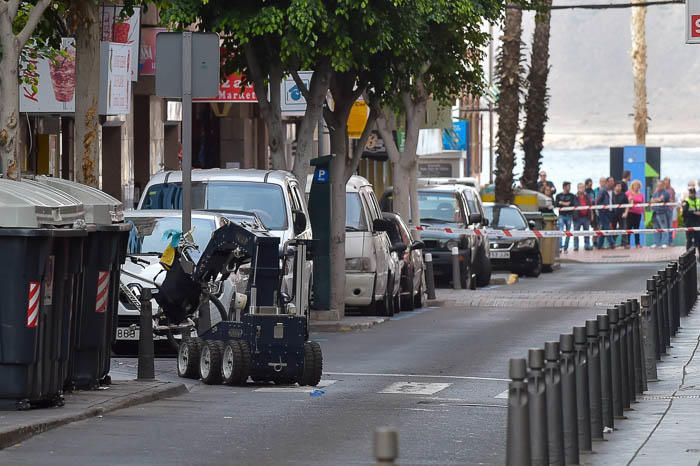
[534,170,700,254]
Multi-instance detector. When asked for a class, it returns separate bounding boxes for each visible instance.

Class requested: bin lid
[0,178,85,228]
[33,176,124,225]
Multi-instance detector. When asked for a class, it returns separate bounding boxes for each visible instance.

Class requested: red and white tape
[558,202,680,212]
[95,271,110,313]
[27,281,40,329]
[414,225,699,239]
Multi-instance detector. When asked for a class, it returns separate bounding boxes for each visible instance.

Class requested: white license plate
[489,251,511,259]
[116,327,168,341]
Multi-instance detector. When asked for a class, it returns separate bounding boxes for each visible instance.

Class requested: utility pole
[488,24,495,185]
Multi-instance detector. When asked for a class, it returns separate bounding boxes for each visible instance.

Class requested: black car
[381,212,426,311]
[484,203,542,277]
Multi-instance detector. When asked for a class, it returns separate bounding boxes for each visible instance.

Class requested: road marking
[494,390,509,399]
[324,372,509,382]
[380,382,451,395]
[254,379,337,393]
[390,307,434,320]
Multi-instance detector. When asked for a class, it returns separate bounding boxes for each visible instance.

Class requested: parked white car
[137,168,313,311]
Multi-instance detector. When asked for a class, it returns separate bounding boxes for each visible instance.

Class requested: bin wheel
[16,399,31,411]
[177,338,202,379]
[53,395,65,408]
[299,341,323,386]
[222,341,249,386]
[200,340,224,385]
[101,375,112,386]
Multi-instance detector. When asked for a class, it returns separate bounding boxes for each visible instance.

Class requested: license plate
[116,327,169,341]
[489,251,510,259]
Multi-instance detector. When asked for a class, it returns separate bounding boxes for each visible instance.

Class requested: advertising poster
[20,38,76,113]
[100,6,140,80]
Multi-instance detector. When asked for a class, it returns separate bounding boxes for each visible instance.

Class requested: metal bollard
[616,304,630,410]
[630,299,644,394]
[607,308,624,419]
[667,264,679,334]
[528,349,548,466]
[573,327,591,452]
[679,259,688,319]
[586,320,603,441]
[451,247,461,290]
[544,342,564,465]
[559,334,579,466]
[647,278,662,361]
[659,270,671,348]
[507,358,531,466]
[137,288,156,381]
[424,253,436,300]
[374,427,399,465]
[624,302,636,403]
[640,294,658,383]
[597,315,614,431]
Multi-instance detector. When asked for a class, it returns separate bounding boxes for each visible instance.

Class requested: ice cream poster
[100,6,140,81]
[20,38,76,114]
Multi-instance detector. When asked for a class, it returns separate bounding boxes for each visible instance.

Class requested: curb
[0,382,188,450]
[310,317,388,333]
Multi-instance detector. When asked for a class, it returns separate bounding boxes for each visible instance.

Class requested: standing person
[573,182,593,251]
[665,177,677,246]
[611,182,629,248]
[650,180,670,248]
[621,170,631,192]
[682,181,698,202]
[585,178,597,229]
[682,187,700,254]
[537,171,557,196]
[596,177,616,249]
[626,180,645,248]
[555,182,577,252]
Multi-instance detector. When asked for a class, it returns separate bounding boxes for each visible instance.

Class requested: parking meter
[308,155,335,310]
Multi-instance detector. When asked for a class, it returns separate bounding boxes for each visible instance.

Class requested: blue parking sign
[313,168,329,184]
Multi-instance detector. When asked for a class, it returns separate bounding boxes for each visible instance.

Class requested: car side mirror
[372,218,392,232]
[391,242,407,254]
[411,240,425,250]
[468,213,482,225]
[528,220,537,229]
[292,210,307,235]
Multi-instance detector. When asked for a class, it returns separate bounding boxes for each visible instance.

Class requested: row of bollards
[506,250,698,466]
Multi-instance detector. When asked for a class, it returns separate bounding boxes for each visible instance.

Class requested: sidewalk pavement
[560,246,686,264]
[581,302,700,465]
[0,380,187,450]
[437,288,635,309]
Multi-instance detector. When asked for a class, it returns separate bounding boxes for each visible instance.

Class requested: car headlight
[444,239,459,251]
[346,257,372,272]
[515,239,537,249]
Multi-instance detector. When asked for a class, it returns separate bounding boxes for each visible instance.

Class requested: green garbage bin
[0,179,86,409]
[541,212,559,273]
[32,177,130,389]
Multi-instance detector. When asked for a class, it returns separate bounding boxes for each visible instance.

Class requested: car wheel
[401,272,415,311]
[460,260,472,289]
[474,248,492,288]
[527,253,543,278]
[413,282,424,309]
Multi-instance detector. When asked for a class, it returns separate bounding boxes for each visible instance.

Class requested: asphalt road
[0,262,665,466]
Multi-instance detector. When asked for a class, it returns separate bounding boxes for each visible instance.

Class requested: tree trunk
[631,0,647,145]
[73,0,101,187]
[522,0,552,191]
[0,30,21,179]
[494,6,522,204]
[328,124,349,318]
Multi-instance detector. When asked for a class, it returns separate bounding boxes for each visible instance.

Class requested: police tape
[413,225,699,239]
[557,202,680,212]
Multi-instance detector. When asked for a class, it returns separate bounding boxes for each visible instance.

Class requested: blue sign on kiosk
[313,167,329,184]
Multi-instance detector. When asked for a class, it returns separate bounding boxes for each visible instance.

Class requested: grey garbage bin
[32,177,131,389]
[0,179,86,409]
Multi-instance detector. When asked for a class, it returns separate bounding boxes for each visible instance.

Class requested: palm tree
[522,0,553,191]
[495,5,523,203]
[631,0,648,144]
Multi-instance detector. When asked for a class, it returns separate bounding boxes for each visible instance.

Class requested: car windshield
[484,205,527,230]
[346,192,368,231]
[140,181,287,230]
[417,191,464,224]
[126,216,217,255]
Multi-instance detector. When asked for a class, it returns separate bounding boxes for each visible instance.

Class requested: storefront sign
[100,6,140,80]
[688,0,700,43]
[99,42,132,115]
[347,100,369,139]
[193,73,257,103]
[281,71,313,116]
[20,38,76,113]
[139,27,166,76]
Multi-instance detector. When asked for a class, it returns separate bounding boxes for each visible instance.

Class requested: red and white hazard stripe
[95,271,110,314]
[27,281,40,329]
[415,225,699,239]
[558,201,680,212]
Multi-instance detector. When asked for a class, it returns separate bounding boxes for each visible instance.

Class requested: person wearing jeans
[573,182,593,251]
[596,177,617,249]
[650,180,670,248]
[555,182,577,252]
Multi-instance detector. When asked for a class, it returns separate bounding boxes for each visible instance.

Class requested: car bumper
[490,249,539,272]
[425,249,468,275]
[345,272,376,307]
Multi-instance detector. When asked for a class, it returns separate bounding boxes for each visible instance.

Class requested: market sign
[20,38,75,114]
[193,73,257,103]
[100,6,140,80]
[687,0,700,43]
[98,42,131,115]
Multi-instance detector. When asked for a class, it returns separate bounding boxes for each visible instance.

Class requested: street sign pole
[181,32,193,233]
